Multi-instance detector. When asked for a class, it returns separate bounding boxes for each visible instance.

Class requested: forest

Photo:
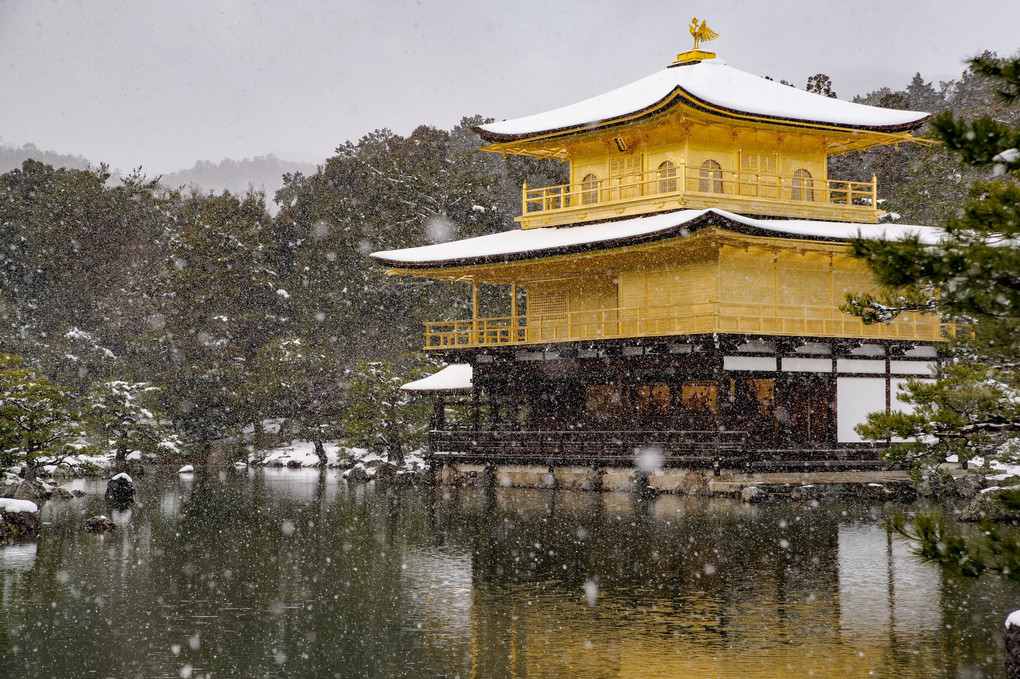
[0,56,1015,469]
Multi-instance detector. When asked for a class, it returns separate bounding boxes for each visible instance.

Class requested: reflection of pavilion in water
[411,488,945,677]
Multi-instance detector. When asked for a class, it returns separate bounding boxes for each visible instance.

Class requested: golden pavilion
[371,34,943,475]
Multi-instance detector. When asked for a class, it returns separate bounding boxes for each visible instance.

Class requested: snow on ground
[947,454,1020,483]
[254,440,426,473]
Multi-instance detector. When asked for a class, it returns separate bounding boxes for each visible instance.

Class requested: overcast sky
[2,0,1019,174]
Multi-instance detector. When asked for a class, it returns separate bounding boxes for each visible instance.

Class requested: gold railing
[522,164,877,219]
[423,302,948,348]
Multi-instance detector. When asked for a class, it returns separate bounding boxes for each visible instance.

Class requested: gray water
[0,468,1015,678]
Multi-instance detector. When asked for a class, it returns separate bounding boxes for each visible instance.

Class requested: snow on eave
[401,364,473,393]
[475,60,929,143]
[369,209,943,270]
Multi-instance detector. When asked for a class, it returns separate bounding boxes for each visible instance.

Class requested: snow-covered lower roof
[401,364,473,393]
[370,209,942,269]
[476,59,928,141]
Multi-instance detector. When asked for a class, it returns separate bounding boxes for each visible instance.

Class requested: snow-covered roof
[370,209,942,269]
[401,364,473,393]
[477,59,928,141]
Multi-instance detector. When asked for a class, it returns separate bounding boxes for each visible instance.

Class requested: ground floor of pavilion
[413,333,940,474]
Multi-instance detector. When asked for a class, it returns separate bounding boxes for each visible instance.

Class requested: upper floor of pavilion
[474,45,930,227]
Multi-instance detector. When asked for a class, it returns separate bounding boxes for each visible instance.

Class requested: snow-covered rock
[105,474,135,505]
[178,465,195,474]
[84,515,116,533]
[0,498,39,514]
[0,498,41,540]
[741,485,768,504]
[344,463,371,483]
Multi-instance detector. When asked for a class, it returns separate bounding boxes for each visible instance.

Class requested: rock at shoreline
[374,463,398,483]
[955,474,986,499]
[0,498,41,541]
[1007,610,1020,679]
[960,487,1020,523]
[741,486,768,504]
[84,515,117,533]
[344,465,370,484]
[790,485,817,502]
[49,487,76,501]
[105,473,135,505]
[12,479,53,502]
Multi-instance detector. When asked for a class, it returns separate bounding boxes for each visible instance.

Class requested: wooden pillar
[431,396,446,431]
[472,280,480,345]
[510,283,519,342]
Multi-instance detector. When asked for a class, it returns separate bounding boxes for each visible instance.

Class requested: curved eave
[371,212,858,273]
[474,84,929,147]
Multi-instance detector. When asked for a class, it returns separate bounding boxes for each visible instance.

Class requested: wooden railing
[429,429,747,469]
[428,429,892,473]
[423,302,950,348]
[521,164,877,223]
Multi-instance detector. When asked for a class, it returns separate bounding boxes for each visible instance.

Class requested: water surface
[0,468,1014,678]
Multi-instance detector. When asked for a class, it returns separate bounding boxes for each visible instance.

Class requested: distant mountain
[160,154,319,204]
[0,143,92,173]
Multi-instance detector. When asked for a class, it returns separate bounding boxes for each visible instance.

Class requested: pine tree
[0,354,80,479]
[339,358,432,465]
[80,380,181,468]
[158,190,289,447]
[846,53,1020,470]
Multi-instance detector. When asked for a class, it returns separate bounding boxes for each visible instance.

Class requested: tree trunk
[115,444,128,470]
[314,439,327,466]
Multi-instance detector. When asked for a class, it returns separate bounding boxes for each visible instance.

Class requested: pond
[0,468,1016,678]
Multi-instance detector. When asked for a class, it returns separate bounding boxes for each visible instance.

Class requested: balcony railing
[520,164,878,226]
[423,302,949,349]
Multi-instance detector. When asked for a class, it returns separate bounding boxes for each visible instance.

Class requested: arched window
[581,173,600,205]
[698,160,723,194]
[791,168,814,201]
[657,160,678,194]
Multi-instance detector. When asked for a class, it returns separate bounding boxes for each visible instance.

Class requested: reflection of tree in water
[2,477,1017,677]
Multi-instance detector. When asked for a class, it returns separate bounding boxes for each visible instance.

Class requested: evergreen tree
[339,358,432,464]
[276,118,566,365]
[845,53,1020,470]
[890,491,1020,582]
[243,336,345,459]
[805,73,837,98]
[0,354,80,479]
[158,190,289,448]
[0,161,174,389]
[80,380,181,468]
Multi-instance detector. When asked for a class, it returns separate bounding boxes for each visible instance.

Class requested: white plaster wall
[837,377,886,443]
